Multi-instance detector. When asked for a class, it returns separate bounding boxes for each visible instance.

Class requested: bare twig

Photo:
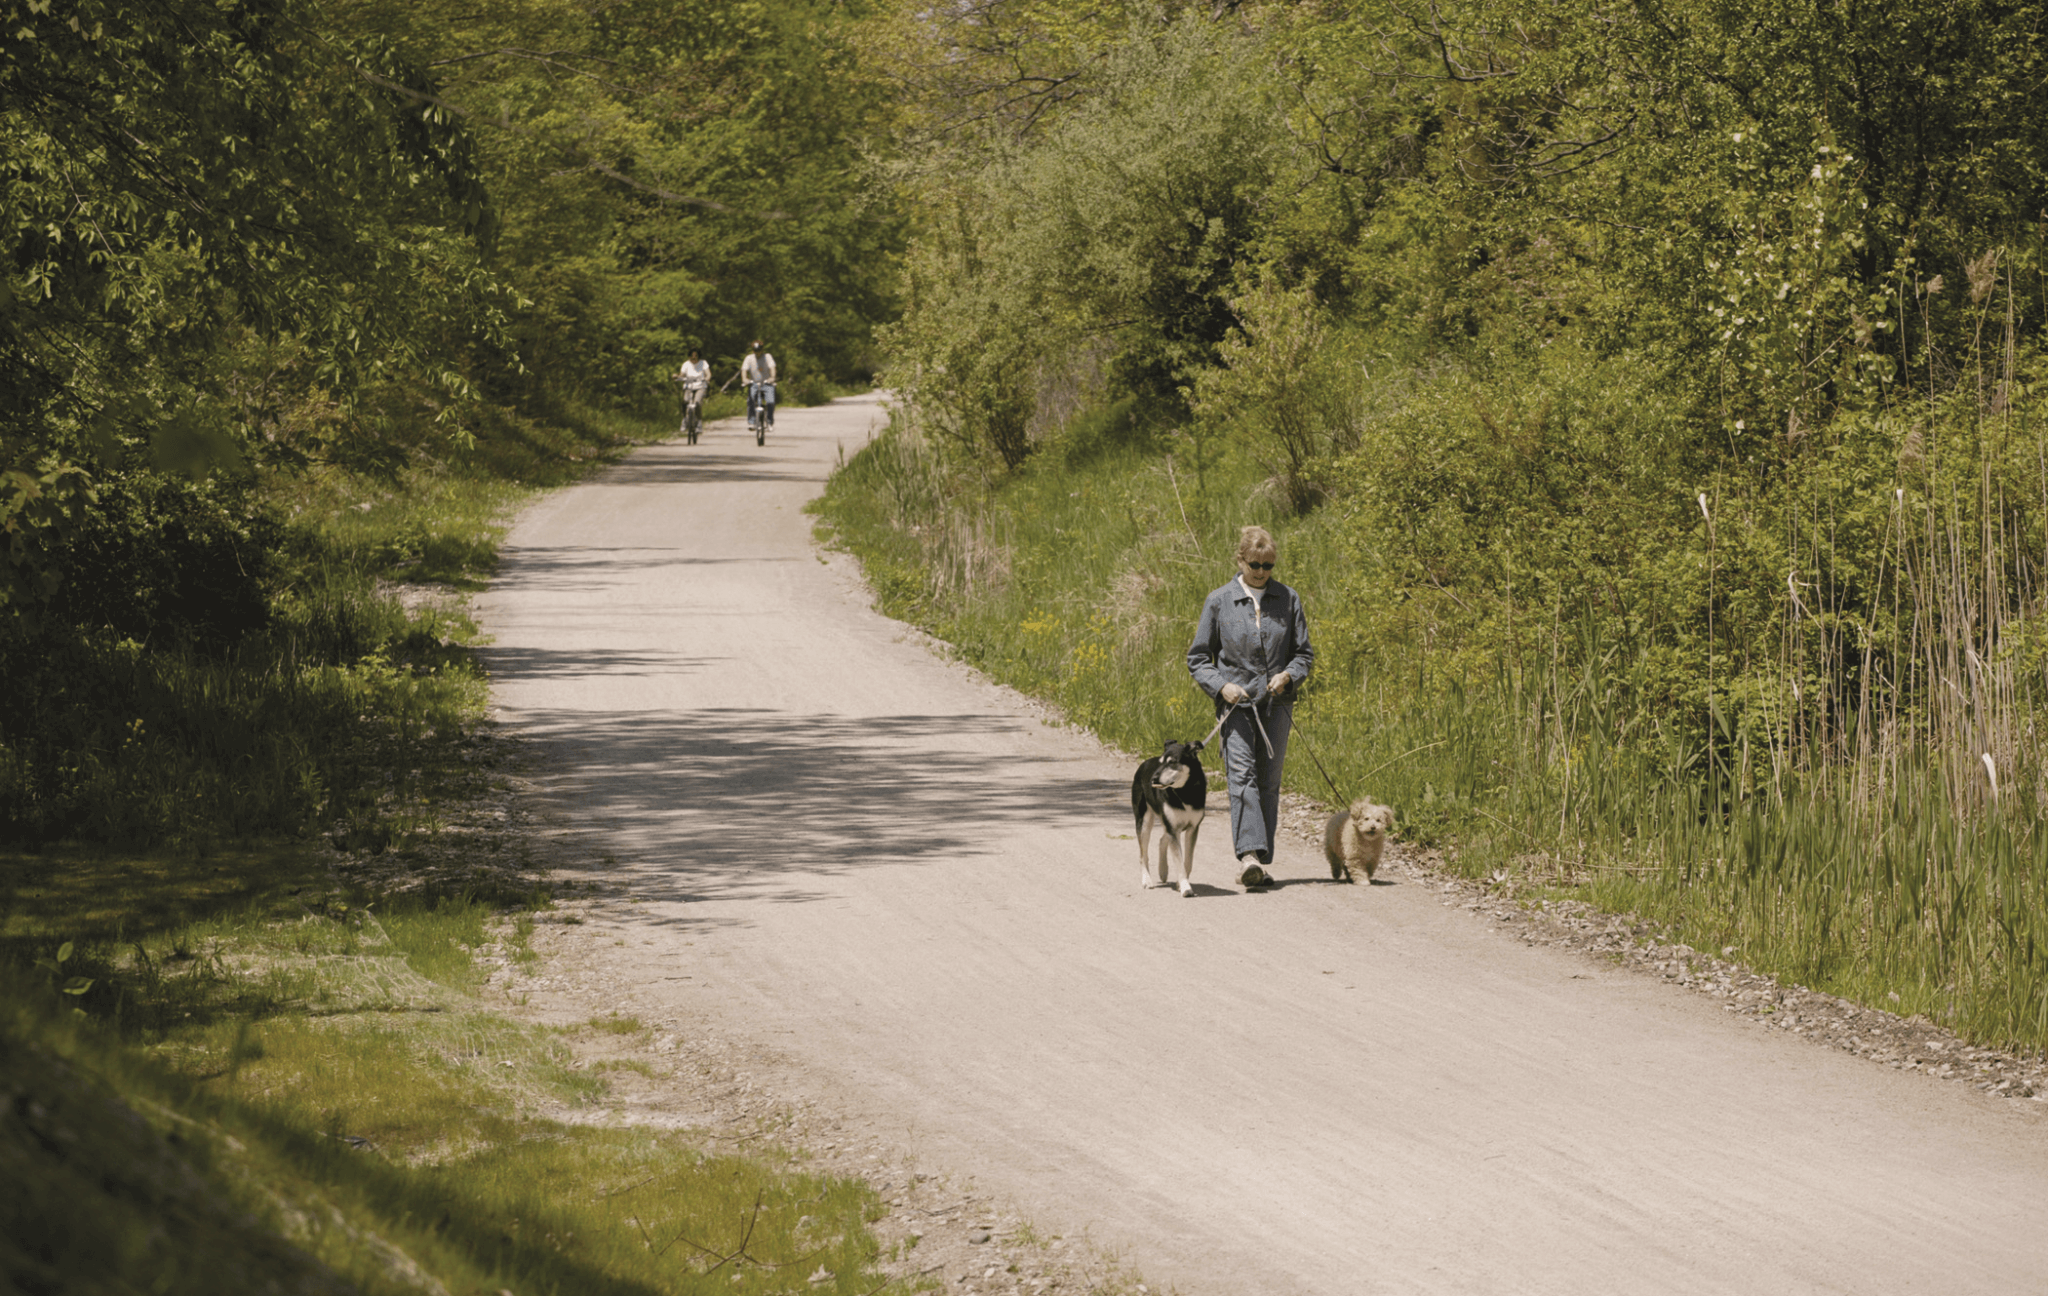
[1165,454,1205,556]
[578,161,790,219]
[1358,739,1451,782]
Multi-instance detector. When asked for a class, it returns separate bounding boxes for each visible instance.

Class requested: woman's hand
[1268,672,1291,696]
[1220,682,1248,704]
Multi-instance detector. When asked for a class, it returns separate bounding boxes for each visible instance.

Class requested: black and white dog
[1132,740,1207,897]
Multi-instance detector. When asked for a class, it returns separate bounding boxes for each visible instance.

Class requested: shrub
[41,473,283,648]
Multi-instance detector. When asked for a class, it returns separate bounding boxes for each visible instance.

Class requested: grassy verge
[812,407,2048,1055]
[2,844,893,1295]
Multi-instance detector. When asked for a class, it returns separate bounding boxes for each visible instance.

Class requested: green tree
[880,15,1296,465]
[330,0,904,404]
[1,0,510,600]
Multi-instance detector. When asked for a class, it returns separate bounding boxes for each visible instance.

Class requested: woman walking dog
[1187,525,1314,889]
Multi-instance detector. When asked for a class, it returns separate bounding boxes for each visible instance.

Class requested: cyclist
[675,348,711,444]
[741,339,778,440]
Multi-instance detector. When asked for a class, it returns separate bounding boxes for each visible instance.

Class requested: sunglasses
[1245,561,1275,571]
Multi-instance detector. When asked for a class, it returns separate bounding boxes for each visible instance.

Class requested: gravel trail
[475,393,2048,1295]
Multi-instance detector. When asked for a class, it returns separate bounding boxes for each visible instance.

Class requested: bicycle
[677,376,707,445]
[747,379,776,446]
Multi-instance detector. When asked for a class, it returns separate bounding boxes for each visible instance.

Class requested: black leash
[1285,706,1348,805]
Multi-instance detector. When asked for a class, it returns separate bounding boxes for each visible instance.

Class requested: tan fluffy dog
[1323,798,1394,882]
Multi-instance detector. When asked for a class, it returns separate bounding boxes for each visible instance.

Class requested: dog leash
[1284,707,1348,804]
[1195,693,1343,805]
[1192,695,1261,753]
[1195,695,1285,755]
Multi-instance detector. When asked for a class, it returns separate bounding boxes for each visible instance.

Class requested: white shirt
[1237,573,1267,626]
[676,359,710,388]
[741,351,778,383]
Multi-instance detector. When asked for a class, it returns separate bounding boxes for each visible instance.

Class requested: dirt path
[476,394,2048,1295]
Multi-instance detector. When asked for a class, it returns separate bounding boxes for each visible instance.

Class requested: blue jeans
[1219,702,1290,864]
[748,381,776,427]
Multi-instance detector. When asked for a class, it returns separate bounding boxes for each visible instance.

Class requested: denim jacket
[1187,577,1314,708]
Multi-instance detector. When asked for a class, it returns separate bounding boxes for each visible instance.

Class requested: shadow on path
[512,708,1112,917]
[489,548,802,594]
[594,453,819,487]
[477,647,724,680]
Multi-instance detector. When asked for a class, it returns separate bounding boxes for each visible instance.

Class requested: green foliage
[862,0,2048,772]
[4,0,901,604]
[0,396,661,850]
[1,0,515,598]
[342,0,904,404]
[880,16,1295,467]
[1188,269,1366,510]
[857,0,1207,149]
[828,0,2048,1045]
[38,474,284,646]
[0,460,94,597]
[995,20,1295,409]
[0,613,482,849]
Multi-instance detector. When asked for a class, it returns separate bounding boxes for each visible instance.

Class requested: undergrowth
[0,399,666,852]
[5,390,900,1294]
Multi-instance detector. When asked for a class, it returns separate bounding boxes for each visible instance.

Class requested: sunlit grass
[0,845,530,1039]
[5,989,891,1296]
[2,838,894,1296]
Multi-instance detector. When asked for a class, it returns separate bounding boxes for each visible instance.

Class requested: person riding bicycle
[740,340,778,434]
[675,348,710,439]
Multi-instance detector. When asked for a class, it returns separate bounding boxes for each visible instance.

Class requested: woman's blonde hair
[1235,525,1277,562]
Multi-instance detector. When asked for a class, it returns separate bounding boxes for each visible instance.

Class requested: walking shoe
[1238,856,1271,888]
